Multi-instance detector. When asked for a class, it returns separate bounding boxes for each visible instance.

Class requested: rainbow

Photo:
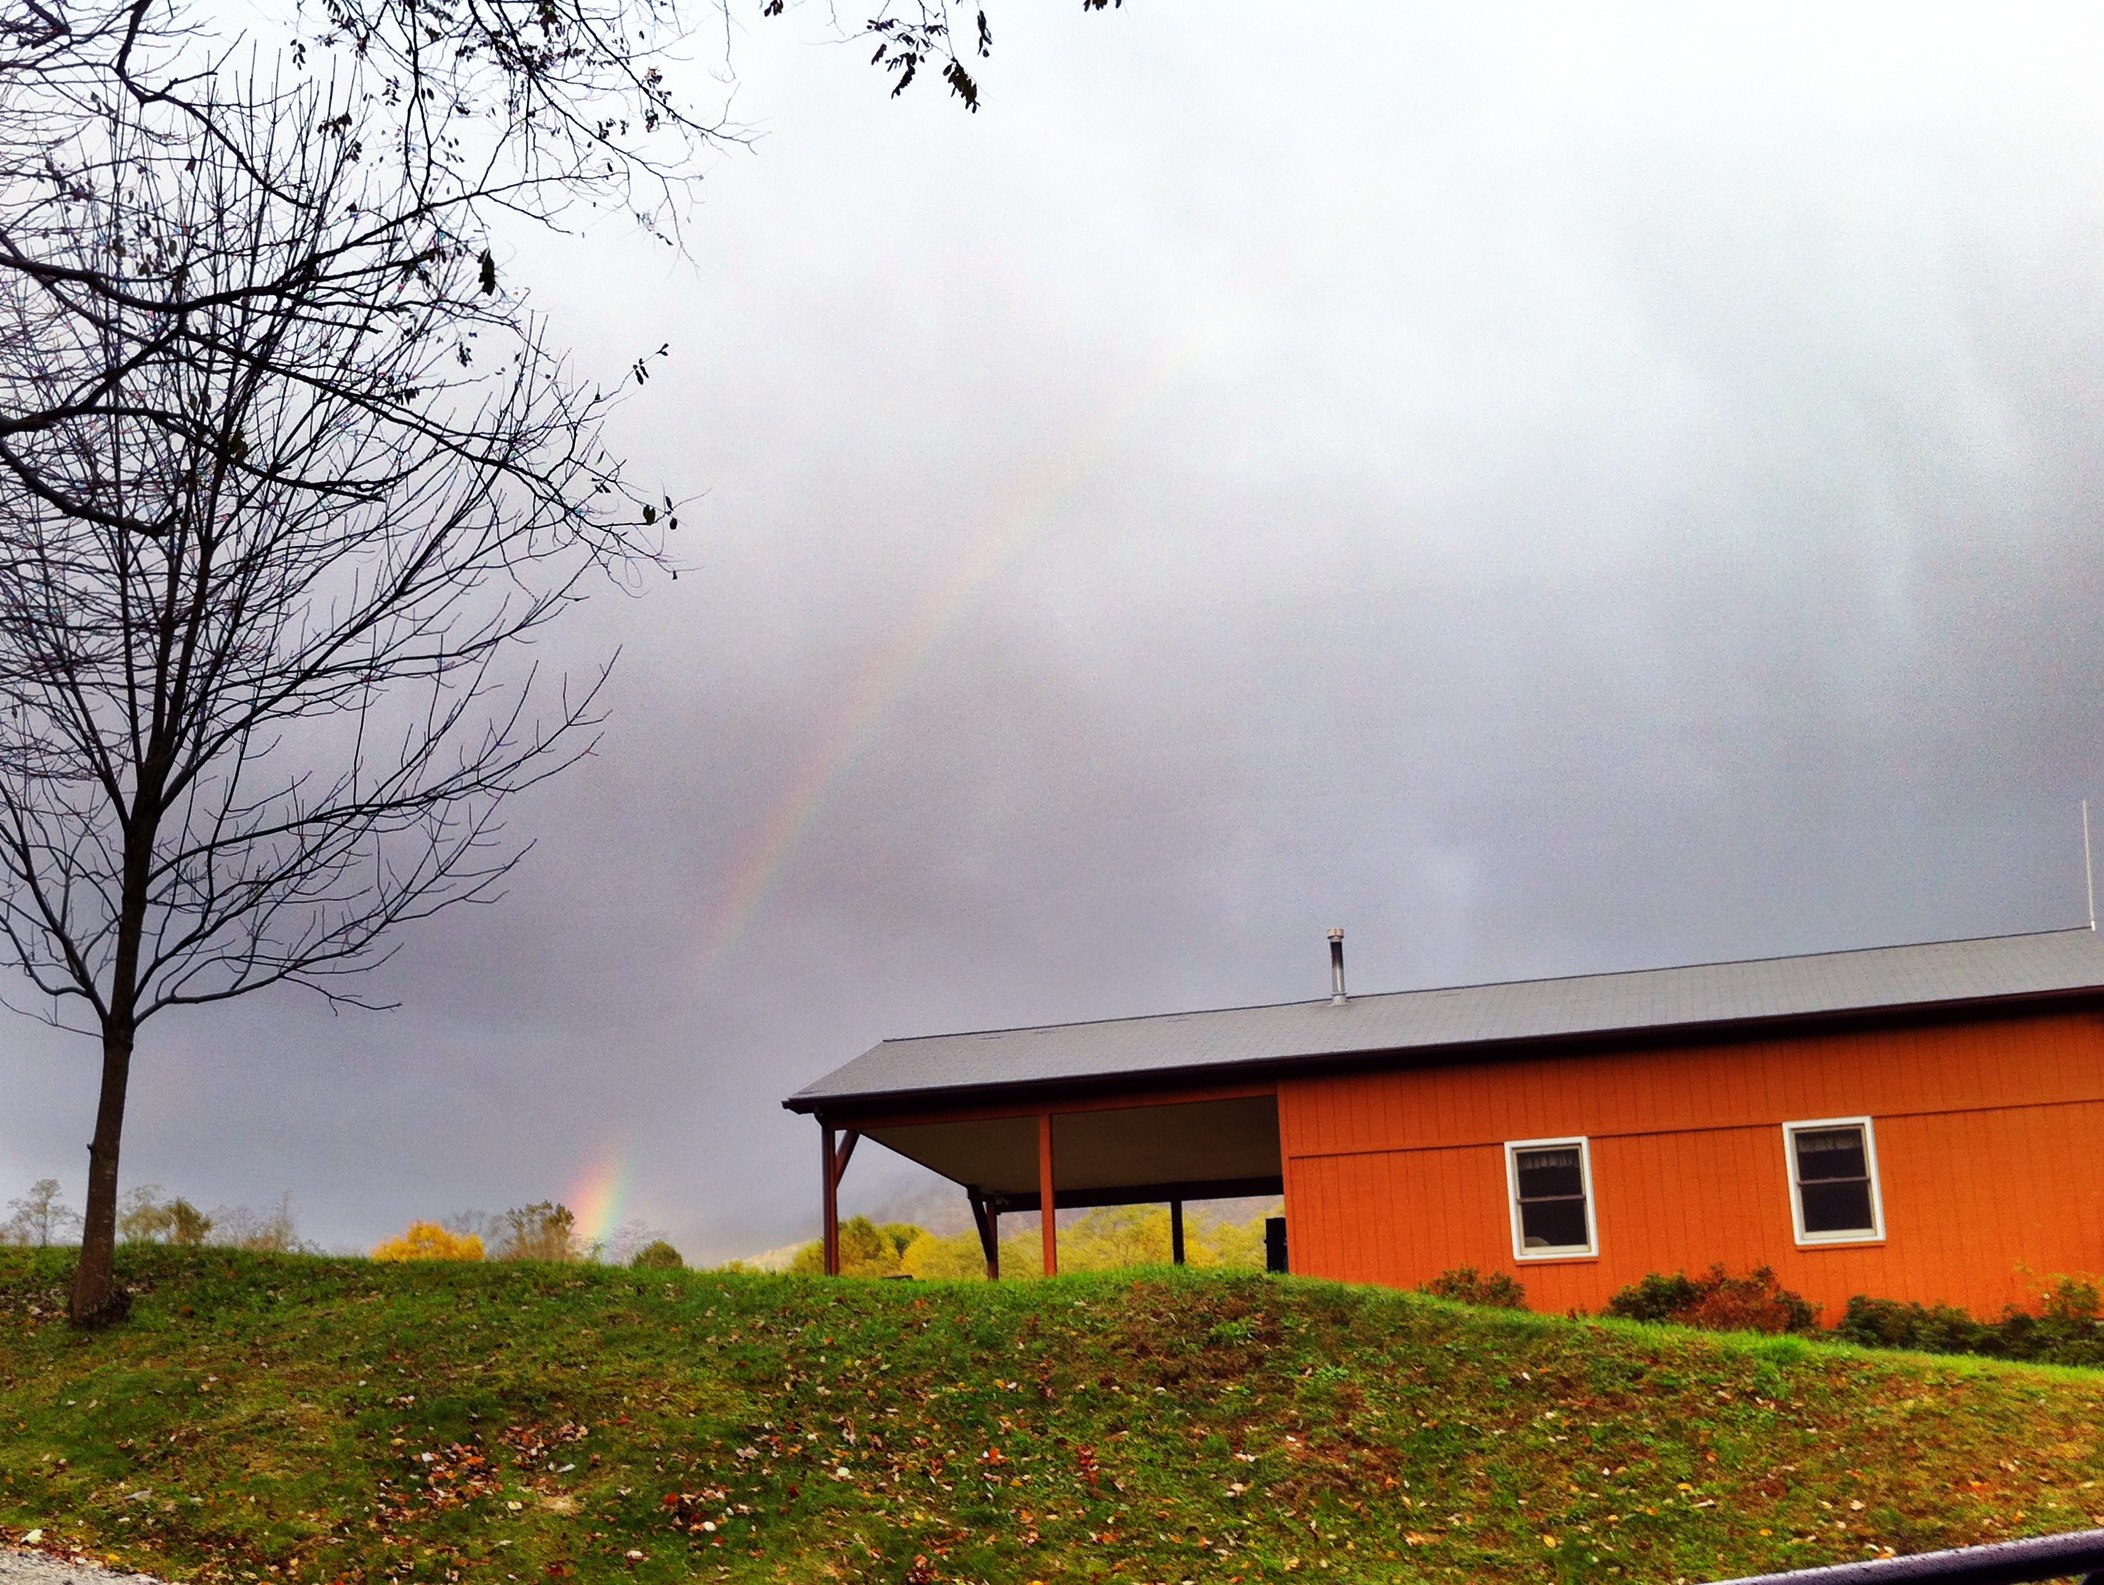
[693,327,1223,982]
[568,1149,631,1250]
[692,506,1031,975]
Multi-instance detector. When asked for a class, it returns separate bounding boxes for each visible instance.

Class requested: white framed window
[1504,1136,1597,1260]
[1783,1116,1884,1245]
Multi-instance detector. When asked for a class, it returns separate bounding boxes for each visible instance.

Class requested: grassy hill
[2,1249,2102,1584]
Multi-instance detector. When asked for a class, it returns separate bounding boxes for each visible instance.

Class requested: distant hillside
[1,1248,2101,1583]
[720,1240,805,1273]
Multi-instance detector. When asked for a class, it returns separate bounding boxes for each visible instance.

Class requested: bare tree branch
[0,59,663,1325]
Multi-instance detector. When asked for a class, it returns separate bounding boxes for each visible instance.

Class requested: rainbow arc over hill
[576,328,1225,1239]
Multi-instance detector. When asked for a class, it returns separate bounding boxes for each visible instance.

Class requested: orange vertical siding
[1279,1009,2104,1318]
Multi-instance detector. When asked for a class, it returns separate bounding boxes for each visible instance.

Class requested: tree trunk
[70,732,160,1329]
[71,792,149,1330]
[68,1014,135,1327]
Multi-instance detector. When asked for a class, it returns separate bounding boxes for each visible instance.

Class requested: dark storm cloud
[9,4,2104,1261]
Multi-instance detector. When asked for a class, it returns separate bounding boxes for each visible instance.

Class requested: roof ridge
[871,925,2097,1048]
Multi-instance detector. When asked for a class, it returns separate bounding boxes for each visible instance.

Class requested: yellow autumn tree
[371,1220,485,1262]
[899,1227,990,1279]
[788,1216,921,1276]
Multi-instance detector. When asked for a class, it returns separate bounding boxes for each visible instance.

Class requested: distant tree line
[370,1205,681,1268]
[0,1180,685,1267]
[0,1179,308,1251]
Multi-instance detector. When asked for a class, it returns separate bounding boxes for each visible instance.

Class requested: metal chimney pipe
[1328,928,1346,1004]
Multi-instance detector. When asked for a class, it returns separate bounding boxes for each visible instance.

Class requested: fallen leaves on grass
[661,1487,729,1535]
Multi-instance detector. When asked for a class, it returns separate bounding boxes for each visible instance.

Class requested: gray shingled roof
[786,928,2104,1111]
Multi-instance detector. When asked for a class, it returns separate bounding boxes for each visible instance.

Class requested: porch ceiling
[861,1095,1281,1207]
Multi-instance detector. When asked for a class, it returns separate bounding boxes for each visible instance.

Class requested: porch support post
[821,1122,840,1276]
[1038,1112,1058,1277]
[968,1188,1000,1281]
[1170,1198,1185,1266]
[820,1126,860,1276]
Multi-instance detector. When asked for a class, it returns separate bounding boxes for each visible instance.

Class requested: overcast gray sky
[7,3,2104,1261]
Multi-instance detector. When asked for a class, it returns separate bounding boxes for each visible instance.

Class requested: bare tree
[2,1176,81,1245]
[0,0,1126,532]
[0,0,721,536]
[496,1201,580,1261]
[0,0,1121,1328]
[0,65,661,1326]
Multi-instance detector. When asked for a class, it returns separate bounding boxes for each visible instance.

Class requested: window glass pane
[1800,1177,1875,1235]
[1794,1127,1867,1182]
[1514,1147,1583,1200]
[1512,1145,1590,1251]
[1519,1197,1589,1250]
[1791,1124,1876,1236]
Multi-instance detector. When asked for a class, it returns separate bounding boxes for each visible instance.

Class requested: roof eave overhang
[781,982,2104,1122]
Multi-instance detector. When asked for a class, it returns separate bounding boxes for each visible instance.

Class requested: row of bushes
[1418,1262,2104,1368]
[1835,1283,2104,1366]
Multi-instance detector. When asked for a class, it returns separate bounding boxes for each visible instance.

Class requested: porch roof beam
[979,1173,1284,1217]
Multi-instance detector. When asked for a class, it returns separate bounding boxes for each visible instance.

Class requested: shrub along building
[784,927,2104,1319]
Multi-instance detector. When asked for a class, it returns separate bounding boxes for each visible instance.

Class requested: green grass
[2,1248,2103,1584]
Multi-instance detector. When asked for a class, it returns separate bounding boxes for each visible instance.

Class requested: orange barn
[784,928,2104,1319]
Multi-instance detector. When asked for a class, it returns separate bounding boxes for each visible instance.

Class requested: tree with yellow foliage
[899,1227,992,1279]
[371,1221,485,1262]
[789,1216,921,1276]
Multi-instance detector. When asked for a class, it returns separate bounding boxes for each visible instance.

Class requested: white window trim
[1783,1115,1885,1246]
[1504,1135,1598,1262]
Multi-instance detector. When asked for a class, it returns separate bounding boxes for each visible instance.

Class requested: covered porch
[811,1089,1284,1277]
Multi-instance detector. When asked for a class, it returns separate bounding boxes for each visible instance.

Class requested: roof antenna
[1328,928,1347,1004]
[2086,801,2096,932]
